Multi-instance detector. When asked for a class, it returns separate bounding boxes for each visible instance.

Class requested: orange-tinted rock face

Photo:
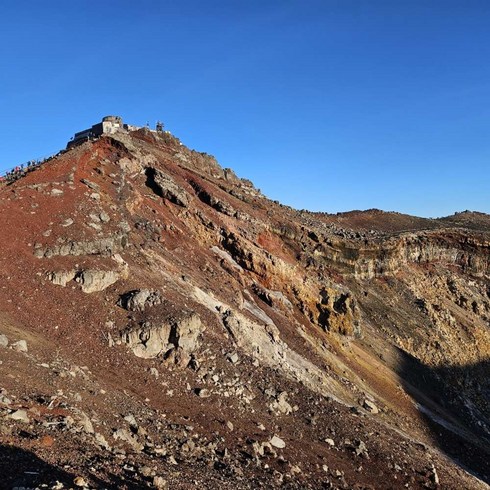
[0,130,488,488]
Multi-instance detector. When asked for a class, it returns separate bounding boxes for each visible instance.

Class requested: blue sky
[1,1,489,217]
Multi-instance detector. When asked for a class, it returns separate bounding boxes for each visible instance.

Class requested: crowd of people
[0,160,42,184]
[0,153,59,185]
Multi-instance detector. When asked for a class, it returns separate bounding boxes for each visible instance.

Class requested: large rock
[48,270,76,287]
[9,409,29,423]
[122,312,204,360]
[145,167,189,207]
[270,435,286,449]
[123,321,171,359]
[76,270,120,293]
[169,312,203,353]
[118,289,162,312]
[11,340,28,353]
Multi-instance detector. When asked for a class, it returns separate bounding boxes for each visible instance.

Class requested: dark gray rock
[145,168,190,207]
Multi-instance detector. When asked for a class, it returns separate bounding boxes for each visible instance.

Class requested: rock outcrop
[76,270,121,293]
[122,312,204,363]
[118,289,162,312]
[145,167,190,207]
[316,288,360,336]
[35,233,129,259]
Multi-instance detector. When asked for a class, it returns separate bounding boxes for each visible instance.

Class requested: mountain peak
[0,120,489,488]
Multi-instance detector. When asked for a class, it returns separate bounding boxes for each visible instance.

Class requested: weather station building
[67,115,127,148]
[67,116,166,148]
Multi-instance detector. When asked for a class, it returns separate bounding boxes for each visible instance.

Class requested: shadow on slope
[0,444,146,489]
[397,350,490,485]
[0,444,75,489]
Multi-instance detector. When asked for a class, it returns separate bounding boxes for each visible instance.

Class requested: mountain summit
[0,121,489,489]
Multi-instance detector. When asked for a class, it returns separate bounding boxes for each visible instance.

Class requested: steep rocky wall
[313,231,490,279]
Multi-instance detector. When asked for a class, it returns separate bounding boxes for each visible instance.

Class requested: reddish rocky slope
[0,128,488,489]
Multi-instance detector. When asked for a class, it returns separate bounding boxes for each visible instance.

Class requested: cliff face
[0,128,488,489]
[303,229,490,279]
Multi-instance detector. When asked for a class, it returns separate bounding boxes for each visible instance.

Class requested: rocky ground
[0,128,488,489]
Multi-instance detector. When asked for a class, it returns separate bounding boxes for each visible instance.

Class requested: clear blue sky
[1,1,489,217]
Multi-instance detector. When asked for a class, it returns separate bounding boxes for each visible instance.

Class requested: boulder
[80,178,100,191]
[61,218,74,227]
[95,432,111,450]
[9,409,29,423]
[48,270,76,287]
[76,270,120,293]
[11,340,28,353]
[252,284,293,310]
[354,440,369,458]
[123,321,171,359]
[0,334,8,348]
[227,352,239,364]
[270,435,286,449]
[118,289,162,312]
[122,312,204,360]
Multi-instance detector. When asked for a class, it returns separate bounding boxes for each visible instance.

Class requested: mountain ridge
[0,127,488,489]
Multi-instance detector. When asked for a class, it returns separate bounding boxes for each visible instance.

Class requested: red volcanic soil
[0,131,488,489]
